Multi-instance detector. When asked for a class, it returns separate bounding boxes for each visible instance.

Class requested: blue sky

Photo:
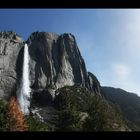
[0,9,140,95]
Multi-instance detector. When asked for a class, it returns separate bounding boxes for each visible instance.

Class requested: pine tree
[6,96,28,131]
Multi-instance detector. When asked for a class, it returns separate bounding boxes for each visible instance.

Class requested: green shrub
[0,99,8,131]
[25,116,49,131]
[82,96,110,131]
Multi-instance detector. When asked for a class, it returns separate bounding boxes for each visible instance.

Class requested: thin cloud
[111,63,131,80]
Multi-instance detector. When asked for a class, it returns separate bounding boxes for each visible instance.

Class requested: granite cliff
[0,31,23,100]
[0,31,101,101]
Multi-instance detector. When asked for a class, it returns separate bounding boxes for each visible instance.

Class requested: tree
[82,96,109,131]
[0,99,8,131]
[56,107,81,131]
[6,96,28,131]
[25,116,49,131]
[54,87,85,131]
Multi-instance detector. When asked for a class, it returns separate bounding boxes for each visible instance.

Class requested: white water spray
[17,43,31,115]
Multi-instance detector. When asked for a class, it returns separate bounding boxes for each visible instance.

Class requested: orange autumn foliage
[7,96,28,131]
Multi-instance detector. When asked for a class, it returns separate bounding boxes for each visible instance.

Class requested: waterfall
[17,43,31,115]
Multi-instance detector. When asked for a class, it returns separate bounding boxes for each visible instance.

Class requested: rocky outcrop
[0,31,24,100]
[0,31,101,101]
[87,72,101,96]
[26,32,101,96]
[27,32,88,90]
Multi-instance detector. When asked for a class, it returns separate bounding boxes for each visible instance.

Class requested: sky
[0,9,140,95]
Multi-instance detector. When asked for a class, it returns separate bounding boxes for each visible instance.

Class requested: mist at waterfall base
[17,43,31,115]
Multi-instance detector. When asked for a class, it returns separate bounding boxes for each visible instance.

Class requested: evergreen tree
[6,96,28,131]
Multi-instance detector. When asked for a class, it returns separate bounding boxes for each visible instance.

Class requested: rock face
[26,32,101,95]
[0,31,101,100]
[0,31,24,100]
[87,72,101,96]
